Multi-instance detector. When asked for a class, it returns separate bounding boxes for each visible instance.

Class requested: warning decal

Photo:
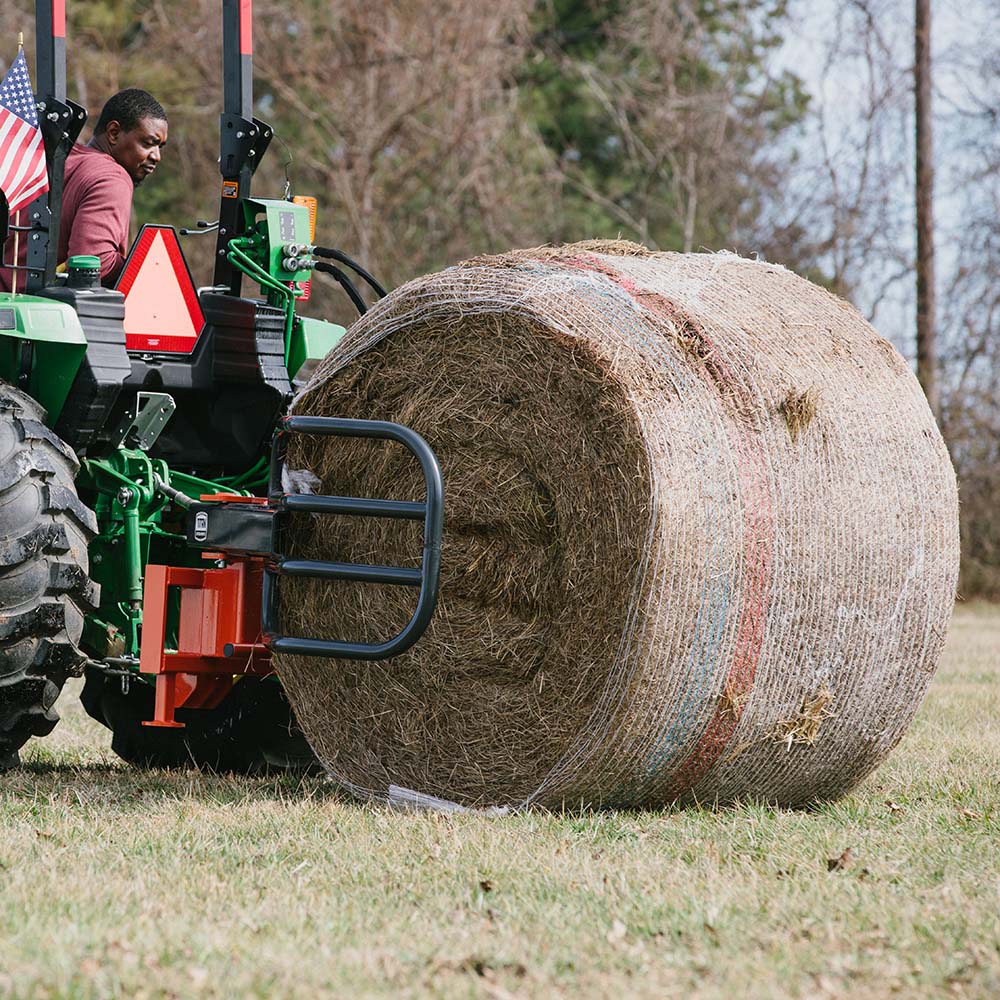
[117,225,205,354]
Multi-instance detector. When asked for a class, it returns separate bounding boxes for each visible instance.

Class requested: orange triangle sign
[118,226,204,353]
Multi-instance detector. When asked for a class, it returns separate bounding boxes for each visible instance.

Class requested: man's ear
[105,120,122,146]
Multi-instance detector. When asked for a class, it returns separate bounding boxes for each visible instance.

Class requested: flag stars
[0,53,39,126]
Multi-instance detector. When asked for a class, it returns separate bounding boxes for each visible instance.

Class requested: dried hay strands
[275,244,959,810]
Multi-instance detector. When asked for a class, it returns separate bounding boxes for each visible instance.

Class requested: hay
[779,386,819,441]
[274,243,959,810]
[769,684,836,750]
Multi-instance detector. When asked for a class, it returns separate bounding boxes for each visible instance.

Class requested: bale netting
[275,242,959,810]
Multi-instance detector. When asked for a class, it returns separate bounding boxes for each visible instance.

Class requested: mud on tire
[0,383,99,768]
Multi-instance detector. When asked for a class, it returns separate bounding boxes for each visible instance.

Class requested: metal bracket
[219,114,272,178]
[25,98,88,290]
[111,392,176,451]
[35,96,83,159]
[252,118,274,172]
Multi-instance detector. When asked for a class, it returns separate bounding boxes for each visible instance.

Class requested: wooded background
[2,0,996,597]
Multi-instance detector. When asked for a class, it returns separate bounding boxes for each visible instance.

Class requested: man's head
[93,89,168,186]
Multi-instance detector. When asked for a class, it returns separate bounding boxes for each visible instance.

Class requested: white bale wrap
[276,244,959,809]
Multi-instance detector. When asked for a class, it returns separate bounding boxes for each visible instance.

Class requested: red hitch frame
[140,496,271,729]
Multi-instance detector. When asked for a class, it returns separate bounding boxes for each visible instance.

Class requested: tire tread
[0,385,98,767]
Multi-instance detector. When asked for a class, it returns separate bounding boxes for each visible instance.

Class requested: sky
[774,0,985,355]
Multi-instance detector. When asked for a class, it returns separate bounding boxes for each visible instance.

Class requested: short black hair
[94,88,167,135]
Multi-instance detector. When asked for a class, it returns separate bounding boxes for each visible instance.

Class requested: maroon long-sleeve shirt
[0,143,134,292]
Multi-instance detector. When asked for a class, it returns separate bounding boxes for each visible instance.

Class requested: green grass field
[1,603,998,999]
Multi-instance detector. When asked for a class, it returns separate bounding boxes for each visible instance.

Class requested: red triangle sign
[117,225,204,353]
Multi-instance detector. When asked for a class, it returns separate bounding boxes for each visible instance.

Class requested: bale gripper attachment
[263,416,444,658]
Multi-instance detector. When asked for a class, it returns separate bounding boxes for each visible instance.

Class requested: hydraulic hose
[226,244,298,360]
[315,261,368,316]
[312,247,387,298]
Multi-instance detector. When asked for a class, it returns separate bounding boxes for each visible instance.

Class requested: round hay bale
[275,243,959,810]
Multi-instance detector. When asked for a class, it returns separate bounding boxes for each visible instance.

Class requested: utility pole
[915,0,938,418]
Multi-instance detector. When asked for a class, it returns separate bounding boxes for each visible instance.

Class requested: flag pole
[9,33,24,297]
[11,211,19,296]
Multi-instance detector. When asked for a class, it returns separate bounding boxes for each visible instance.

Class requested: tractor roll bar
[26,1,87,291]
[213,0,273,294]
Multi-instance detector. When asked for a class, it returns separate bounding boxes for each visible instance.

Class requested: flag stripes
[0,49,49,216]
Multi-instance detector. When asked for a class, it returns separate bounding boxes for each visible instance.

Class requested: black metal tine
[263,416,444,660]
[277,559,421,586]
[281,494,425,520]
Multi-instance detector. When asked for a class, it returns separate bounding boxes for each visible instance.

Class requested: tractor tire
[80,669,319,774]
[0,383,99,768]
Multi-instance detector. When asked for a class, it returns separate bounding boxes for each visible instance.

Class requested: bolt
[118,487,133,506]
[46,112,59,122]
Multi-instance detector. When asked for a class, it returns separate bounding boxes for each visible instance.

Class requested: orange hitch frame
[140,495,272,728]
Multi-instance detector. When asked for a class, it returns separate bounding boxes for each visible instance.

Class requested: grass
[1,604,998,999]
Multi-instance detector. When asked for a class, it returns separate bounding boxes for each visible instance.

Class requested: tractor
[0,1,443,770]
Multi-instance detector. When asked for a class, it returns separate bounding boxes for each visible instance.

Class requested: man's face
[105,116,168,186]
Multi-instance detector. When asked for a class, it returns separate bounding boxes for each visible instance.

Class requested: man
[0,88,167,291]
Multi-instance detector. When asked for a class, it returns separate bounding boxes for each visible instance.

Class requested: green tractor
[0,1,443,770]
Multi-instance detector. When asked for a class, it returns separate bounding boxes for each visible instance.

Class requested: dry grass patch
[0,603,997,999]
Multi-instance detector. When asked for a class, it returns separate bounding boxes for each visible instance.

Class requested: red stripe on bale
[558,253,775,795]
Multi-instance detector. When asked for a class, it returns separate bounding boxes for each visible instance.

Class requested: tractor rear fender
[287,316,346,382]
[0,295,87,424]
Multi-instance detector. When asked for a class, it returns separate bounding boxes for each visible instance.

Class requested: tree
[914,0,938,416]
[757,1,916,320]
[523,0,810,255]
[938,14,1000,597]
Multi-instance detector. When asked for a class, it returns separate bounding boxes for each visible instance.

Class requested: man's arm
[64,172,134,285]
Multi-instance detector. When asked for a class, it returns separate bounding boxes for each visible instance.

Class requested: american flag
[0,49,48,215]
